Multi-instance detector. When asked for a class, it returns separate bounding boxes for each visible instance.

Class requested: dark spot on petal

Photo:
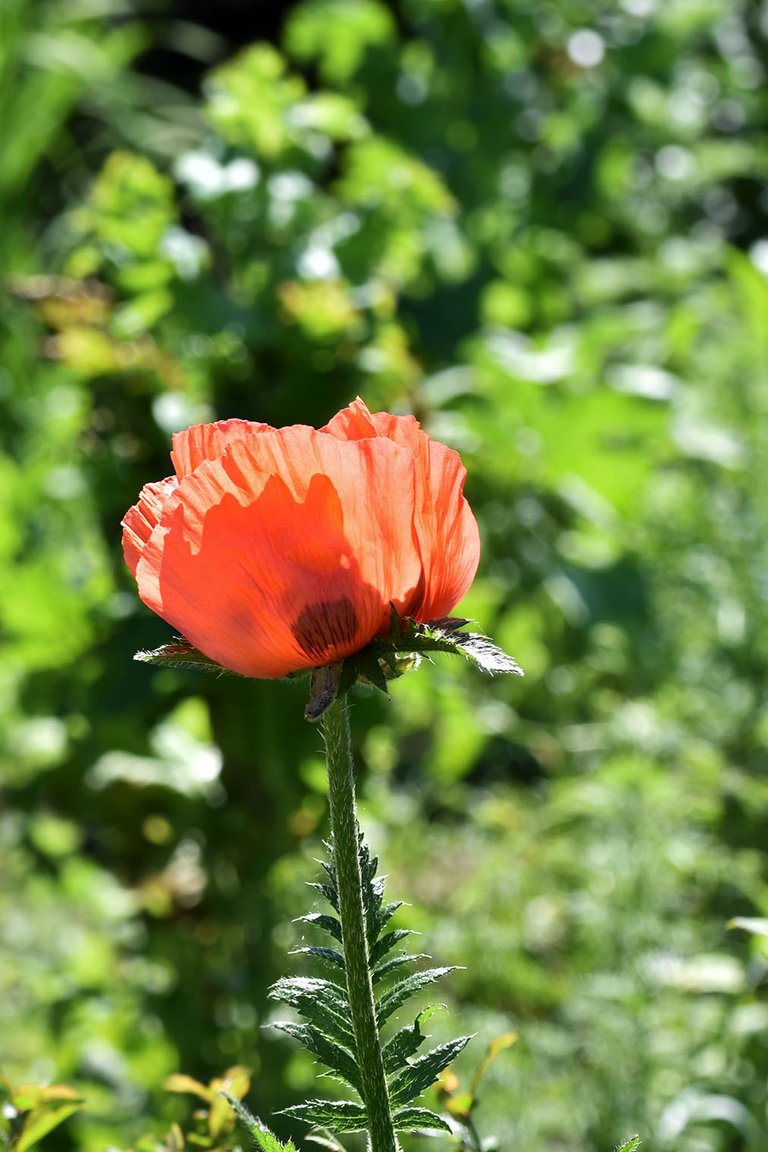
[292,597,360,663]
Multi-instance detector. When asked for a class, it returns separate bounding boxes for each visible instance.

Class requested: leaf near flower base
[615,1137,641,1152]
[134,637,237,675]
[401,616,524,677]
[450,629,525,676]
[136,617,520,722]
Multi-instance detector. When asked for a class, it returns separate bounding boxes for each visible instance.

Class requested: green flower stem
[321,697,399,1152]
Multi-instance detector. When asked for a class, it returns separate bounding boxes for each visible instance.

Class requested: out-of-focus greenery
[2,0,768,1149]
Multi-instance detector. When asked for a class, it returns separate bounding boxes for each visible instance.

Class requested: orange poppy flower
[122,398,480,679]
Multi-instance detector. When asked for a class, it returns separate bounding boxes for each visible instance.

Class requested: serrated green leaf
[363,852,380,886]
[134,639,238,676]
[220,1092,296,1152]
[360,849,380,889]
[376,967,457,1025]
[615,1138,640,1152]
[366,902,384,946]
[298,912,343,943]
[451,631,524,676]
[281,1099,368,1134]
[382,1012,433,1073]
[378,619,523,678]
[291,945,346,971]
[370,928,414,965]
[272,1022,361,1092]
[377,900,405,929]
[307,882,339,912]
[270,977,353,1047]
[370,878,385,910]
[372,952,429,985]
[393,1106,452,1133]
[389,1035,472,1106]
[371,896,405,945]
[271,976,348,1006]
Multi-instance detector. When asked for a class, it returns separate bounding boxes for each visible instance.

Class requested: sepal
[306,663,343,721]
[133,617,521,715]
[304,611,523,721]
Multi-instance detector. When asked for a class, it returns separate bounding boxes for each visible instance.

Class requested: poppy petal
[321,396,381,440]
[121,476,179,577]
[177,425,423,609]
[323,399,480,619]
[171,419,272,478]
[135,431,421,677]
[408,441,480,620]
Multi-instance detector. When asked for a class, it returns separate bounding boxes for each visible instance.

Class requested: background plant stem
[322,696,399,1152]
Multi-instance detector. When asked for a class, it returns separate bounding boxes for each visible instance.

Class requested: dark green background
[1,0,768,1149]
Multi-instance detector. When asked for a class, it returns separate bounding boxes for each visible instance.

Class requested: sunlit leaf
[389,1035,472,1106]
[272,1021,361,1092]
[281,1099,368,1133]
[393,1106,452,1133]
[221,1093,297,1152]
[134,639,238,676]
[376,967,458,1025]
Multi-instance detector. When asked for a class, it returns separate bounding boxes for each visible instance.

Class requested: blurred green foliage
[2,0,768,1149]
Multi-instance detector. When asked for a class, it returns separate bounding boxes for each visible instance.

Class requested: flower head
[122,399,480,679]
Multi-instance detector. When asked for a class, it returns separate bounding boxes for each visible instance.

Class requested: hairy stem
[321,697,399,1152]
